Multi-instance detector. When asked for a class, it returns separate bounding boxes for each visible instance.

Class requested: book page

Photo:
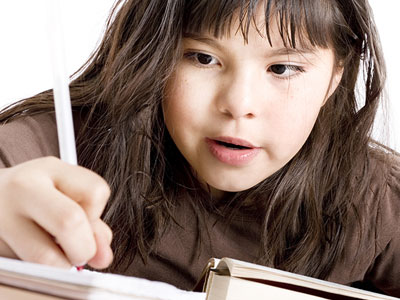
[207,275,326,300]
[217,258,397,300]
[0,257,206,300]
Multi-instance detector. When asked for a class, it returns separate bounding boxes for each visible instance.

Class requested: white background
[0,1,398,151]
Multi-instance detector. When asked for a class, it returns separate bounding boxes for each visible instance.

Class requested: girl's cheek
[267,98,320,158]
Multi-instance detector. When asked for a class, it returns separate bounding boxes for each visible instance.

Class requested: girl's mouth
[205,137,261,166]
[214,140,252,150]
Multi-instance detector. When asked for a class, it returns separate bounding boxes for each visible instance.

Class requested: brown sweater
[1,112,400,296]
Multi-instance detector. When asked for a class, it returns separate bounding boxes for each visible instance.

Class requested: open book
[198,258,399,300]
[1,256,398,300]
[0,256,205,300]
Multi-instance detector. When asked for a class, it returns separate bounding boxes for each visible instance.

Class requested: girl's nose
[215,69,260,120]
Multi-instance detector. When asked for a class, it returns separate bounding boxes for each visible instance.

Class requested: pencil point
[76,265,84,271]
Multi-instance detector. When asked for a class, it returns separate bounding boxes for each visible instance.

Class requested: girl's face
[163,14,342,199]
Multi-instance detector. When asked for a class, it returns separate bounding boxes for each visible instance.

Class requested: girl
[0,0,399,296]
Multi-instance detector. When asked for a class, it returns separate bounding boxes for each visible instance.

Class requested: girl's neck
[208,186,228,201]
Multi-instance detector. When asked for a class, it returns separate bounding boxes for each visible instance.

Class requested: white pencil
[46,0,77,165]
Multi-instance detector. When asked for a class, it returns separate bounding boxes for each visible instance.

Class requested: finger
[2,216,71,268]
[49,159,111,220]
[17,188,97,266]
[0,237,18,259]
[93,219,113,245]
[87,220,114,269]
[17,157,110,220]
[1,156,110,221]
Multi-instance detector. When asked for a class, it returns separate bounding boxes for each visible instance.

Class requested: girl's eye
[268,64,305,78]
[184,52,219,66]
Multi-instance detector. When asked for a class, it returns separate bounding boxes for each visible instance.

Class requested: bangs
[183,0,335,50]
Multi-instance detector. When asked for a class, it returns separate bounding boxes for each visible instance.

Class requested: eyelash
[184,52,220,68]
[183,51,306,79]
[268,64,306,80]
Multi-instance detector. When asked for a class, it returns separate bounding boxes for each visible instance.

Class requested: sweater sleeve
[364,159,400,296]
[0,113,60,168]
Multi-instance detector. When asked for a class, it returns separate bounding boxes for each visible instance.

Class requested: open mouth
[215,140,252,150]
[205,137,260,165]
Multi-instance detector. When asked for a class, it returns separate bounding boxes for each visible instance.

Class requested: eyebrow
[183,33,225,51]
[183,33,317,57]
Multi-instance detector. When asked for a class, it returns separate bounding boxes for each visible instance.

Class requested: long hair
[0,0,389,279]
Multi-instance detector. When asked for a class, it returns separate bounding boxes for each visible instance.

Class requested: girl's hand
[0,156,113,269]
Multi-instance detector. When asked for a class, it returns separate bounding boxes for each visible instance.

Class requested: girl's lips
[205,137,261,166]
[212,136,256,148]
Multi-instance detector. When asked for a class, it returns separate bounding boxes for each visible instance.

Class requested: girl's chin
[204,180,259,199]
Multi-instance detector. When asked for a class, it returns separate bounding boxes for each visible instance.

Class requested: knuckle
[3,171,29,190]
[74,167,110,204]
[42,156,60,164]
[30,248,62,266]
[40,156,63,173]
[88,180,111,204]
[55,208,87,234]
[1,160,53,191]
[97,180,111,199]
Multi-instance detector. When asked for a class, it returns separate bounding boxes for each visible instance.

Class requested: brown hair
[0,0,391,279]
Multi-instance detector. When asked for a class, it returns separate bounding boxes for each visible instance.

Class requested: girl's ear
[322,66,344,106]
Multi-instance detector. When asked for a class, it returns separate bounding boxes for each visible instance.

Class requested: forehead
[182,0,333,50]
